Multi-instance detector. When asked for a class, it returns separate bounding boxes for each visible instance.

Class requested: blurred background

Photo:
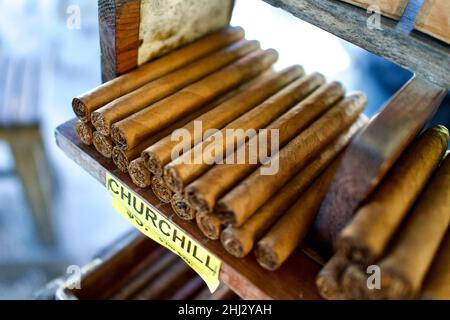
[0,0,448,299]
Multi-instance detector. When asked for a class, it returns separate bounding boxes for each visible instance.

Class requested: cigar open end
[151,176,173,203]
[341,265,369,300]
[336,235,375,266]
[110,125,128,150]
[92,132,114,158]
[196,212,221,240]
[72,97,88,122]
[164,166,184,194]
[128,159,152,188]
[91,111,110,136]
[316,273,341,300]
[75,122,93,145]
[171,194,196,220]
[142,151,163,176]
[255,242,279,271]
[378,266,413,299]
[112,147,129,173]
[221,227,252,258]
[185,187,211,215]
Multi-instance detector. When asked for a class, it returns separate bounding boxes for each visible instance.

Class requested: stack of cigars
[73,25,368,268]
[316,126,450,300]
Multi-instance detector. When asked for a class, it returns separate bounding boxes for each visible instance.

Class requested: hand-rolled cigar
[151,175,173,203]
[111,49,279,150]
[254,155,343,271]
[91,40,259,135]
[164,73,325,193]
[75,121,95,145]
[72,26,244,122]
[142,66,304,176]
[420,231,450,300]
[128,158,152,189]
[336,125,449,266]
[316,253,351,300]
[186,81,345,214]
[196,211,223,240]
[111,83,241,173]
[217,93,366,227]
[220,117,367,258]
[374,152,450,299]
[171,193,197,221]
[92,132,114,158]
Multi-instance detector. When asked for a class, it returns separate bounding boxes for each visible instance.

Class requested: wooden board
[311,76,446,254]
[55,119,322,300]
[98,0,234,82]
[340,0,409,20]
[415,0,450,45]
[260,0,450,89]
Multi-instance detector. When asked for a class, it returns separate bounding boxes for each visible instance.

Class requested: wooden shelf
[260,0,450,89]
[55,119,322,300]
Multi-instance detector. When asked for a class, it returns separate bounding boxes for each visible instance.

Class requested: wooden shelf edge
[55,119,323,300]
[260,0,450,89]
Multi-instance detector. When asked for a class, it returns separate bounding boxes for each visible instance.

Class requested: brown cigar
[111,49,278,150]
[341,264,371,300]
[128,158,152,189]
[217,93,366,227]
[142,66,304,176]
[337,126,449,266]
[151,175,173,203]
[186,81,345,215]
[171,193,197,221]
[375,151,450,299]
[92,132,114,158]
[164,73,325,193]
[420,231,450,300]
[196,212,223,240]
[254,156,343,271]
[316,253,351,300]
[111,84,242,173]
[72,26,244,122]
[91,40,259,135]
[75,121,95,145]
[220,117,367,258]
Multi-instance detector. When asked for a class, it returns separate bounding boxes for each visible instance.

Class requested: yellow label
[106,173,221,293]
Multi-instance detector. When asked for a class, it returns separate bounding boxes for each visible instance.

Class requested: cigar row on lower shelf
[51,233,237,300]
[71,26,449,300]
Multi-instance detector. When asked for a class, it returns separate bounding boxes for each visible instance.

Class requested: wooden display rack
[55,0,449,300]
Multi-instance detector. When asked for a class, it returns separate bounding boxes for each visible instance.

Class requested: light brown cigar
[142,66,304,176]
[220,117,367,258]
[197,212,223,240]
[164,73,325,194]
[217,93,366,227]
[374,151,450,299]
[151,175,173,203]
[186,81,345,215]
[421,231,450,300]
[336,126,449,266]
[72,26,244,122]
[316,253,351,300]
[171,193,197,221]
[111,81,245,173]
[128,158,152,189]
[92,131,114,158]
[111,49,278,150]
[75,121,95,145]
[254,155,343,271]
[91,40,259,135]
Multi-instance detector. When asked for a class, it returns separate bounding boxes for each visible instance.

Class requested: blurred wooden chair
[0,52,55,246]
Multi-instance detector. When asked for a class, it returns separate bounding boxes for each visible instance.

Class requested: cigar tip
[196,212,221,240]
[171,194,196,220]
[431,124,449,146]
[164,165,183,194]
[92,131,113,158]
[91,111,109,136]
[151,176,173,203]
[221,228,249,258]
[215,201,237,226]
[254,242,279,271]
[112,147,129,173]
[129,158,151,188]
